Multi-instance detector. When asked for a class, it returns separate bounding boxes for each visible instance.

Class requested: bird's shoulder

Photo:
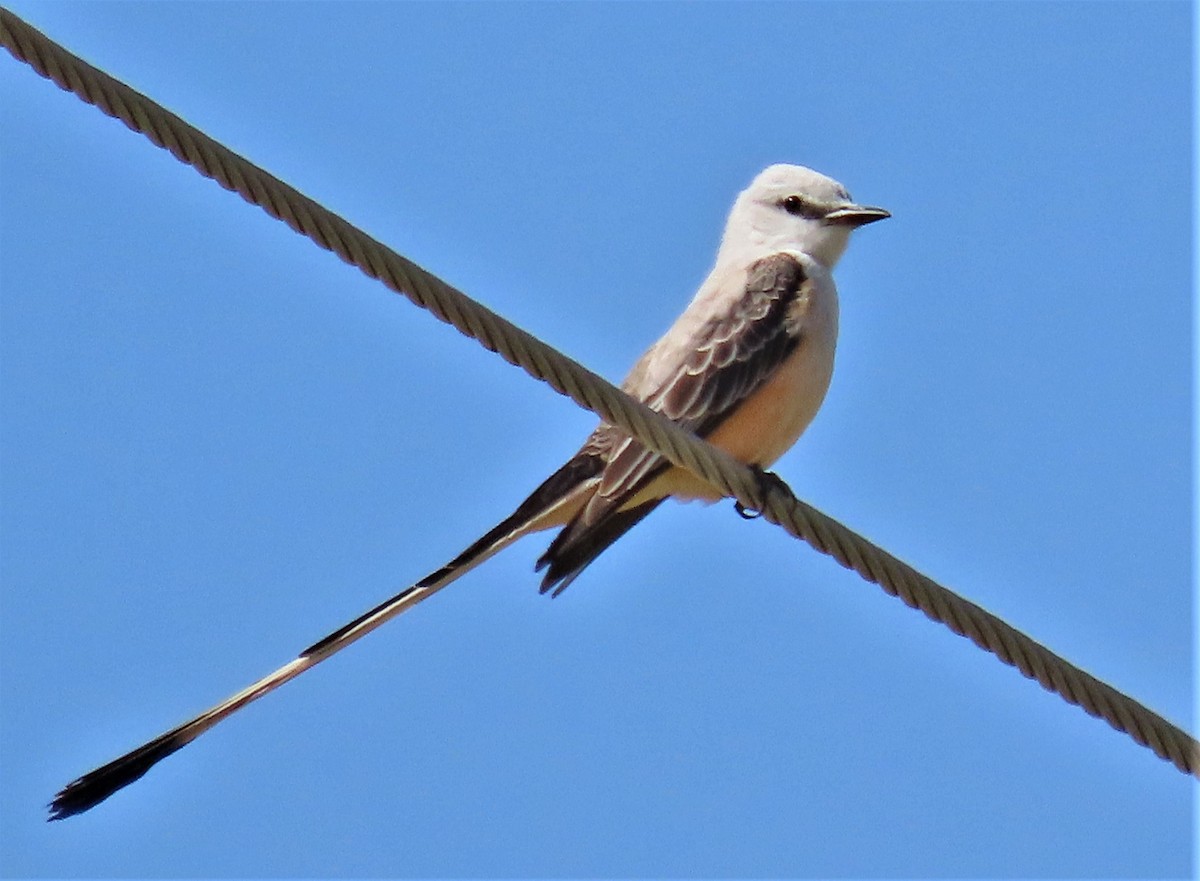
[623,251,816,396]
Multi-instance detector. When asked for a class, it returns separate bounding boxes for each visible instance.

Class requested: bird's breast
[707,297,837,465]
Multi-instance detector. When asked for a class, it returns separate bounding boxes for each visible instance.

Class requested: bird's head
[719,164,889,268]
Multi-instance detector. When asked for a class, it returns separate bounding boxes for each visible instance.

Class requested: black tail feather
[49,450,607,819]
[302,453,603,658]
[48,729,191,820]
[536,498,663,597]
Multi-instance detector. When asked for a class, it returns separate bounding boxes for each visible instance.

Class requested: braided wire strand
[3,6,1195,780]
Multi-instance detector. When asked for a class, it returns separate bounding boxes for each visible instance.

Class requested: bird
[48,163,888,820]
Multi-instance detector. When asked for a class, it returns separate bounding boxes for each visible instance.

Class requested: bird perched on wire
[50,163,888,819]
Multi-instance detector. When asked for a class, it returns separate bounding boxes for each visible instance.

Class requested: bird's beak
[823,204,891,227]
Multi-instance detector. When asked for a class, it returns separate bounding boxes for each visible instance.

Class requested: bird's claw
[734,500,762,520]
[733,466,789,520]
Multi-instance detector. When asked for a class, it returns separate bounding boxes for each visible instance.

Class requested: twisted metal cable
[3,6,1195,780]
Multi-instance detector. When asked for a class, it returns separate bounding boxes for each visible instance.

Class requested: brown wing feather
[537,252,811,594]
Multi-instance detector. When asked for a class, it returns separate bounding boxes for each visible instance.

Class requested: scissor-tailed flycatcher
[49,164,887,819]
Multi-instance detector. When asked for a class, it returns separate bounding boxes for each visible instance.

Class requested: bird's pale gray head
[719,163,889,268]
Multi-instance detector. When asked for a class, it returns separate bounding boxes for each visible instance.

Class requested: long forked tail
[47,493,568,821]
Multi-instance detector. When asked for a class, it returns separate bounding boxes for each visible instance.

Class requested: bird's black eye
[781,195,812,217]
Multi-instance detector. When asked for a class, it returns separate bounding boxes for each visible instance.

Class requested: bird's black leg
[733,466,790,519]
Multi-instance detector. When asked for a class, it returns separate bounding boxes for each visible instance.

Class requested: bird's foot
[733,466,790,520]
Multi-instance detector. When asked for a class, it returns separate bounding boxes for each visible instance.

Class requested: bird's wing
[536,250,814,595]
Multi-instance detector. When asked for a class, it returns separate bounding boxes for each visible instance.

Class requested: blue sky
[1,2,1193,878]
